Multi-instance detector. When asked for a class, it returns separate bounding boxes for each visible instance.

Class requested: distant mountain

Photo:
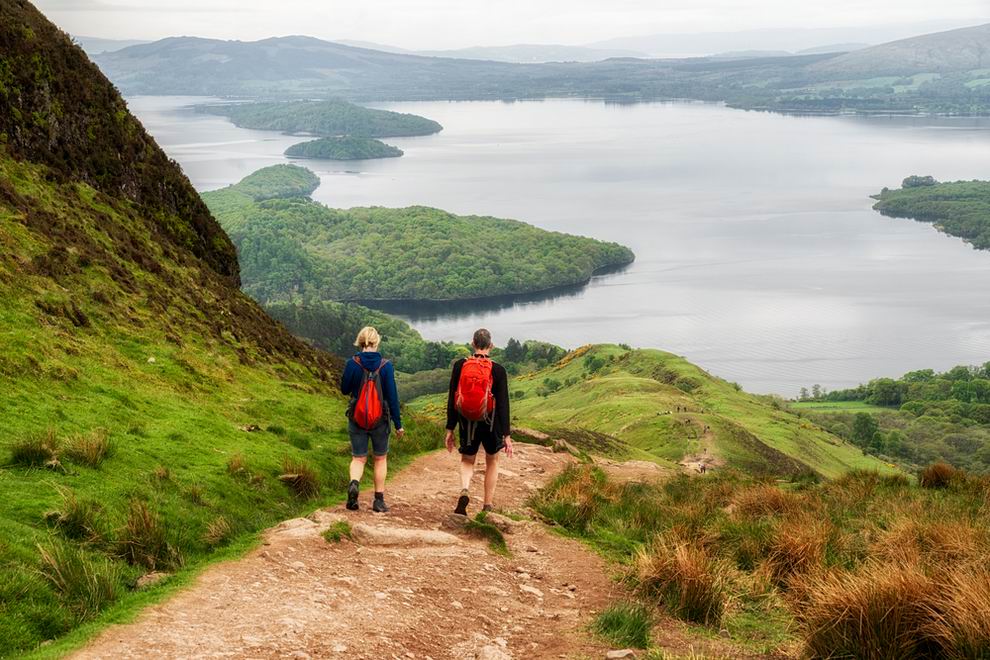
[415,44,648,63]
[92,27,990,114]
[710,50,793,60]
[588,22,983,57]
[797,42,870,55]
[72,35,150,55]
[810,23,990,76]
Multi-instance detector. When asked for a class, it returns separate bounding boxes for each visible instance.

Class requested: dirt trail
[74,444,761,659]
[74,446,618,659]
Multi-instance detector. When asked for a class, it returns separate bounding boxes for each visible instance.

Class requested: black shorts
[458,422,505,456]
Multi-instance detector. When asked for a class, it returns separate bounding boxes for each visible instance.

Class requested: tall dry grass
[533,462,990,656]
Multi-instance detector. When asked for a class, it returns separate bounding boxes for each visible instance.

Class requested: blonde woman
[340,326,404,512]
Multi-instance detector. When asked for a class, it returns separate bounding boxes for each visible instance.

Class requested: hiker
[445,328,513,515]
[340,326,403,513]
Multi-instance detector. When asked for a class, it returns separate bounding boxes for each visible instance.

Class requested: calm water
[129,96,990,395]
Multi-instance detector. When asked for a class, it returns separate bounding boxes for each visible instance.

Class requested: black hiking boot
[454,489,470,516]
[372,492,389,513]
[346,480,359,510]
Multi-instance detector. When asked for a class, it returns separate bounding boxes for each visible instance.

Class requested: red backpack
[351,357,388,430]
[455,356,496,423]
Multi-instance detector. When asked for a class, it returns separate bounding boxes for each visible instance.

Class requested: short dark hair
[472,328,492,350]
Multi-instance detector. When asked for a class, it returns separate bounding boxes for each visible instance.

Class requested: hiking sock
[346,479,359,510]
[372,492,388,513]
[455,488,470,516]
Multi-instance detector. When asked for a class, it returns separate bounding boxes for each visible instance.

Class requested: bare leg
[484,452,500,507]
[460,454,476,490]
[349,456,367,482]
[373,455,387,493]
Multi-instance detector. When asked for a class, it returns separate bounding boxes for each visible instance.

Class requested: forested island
[202,165,634,303]
[795,362,990,473]
[285,136,403,160]
[872,176,990,249]
[198,100,442,138]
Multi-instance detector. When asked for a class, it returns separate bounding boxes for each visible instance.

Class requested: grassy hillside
[198,100,442,138]
[286,137,403,160]
[413,345,892,478]
[0,5,439,655]
[872,176,990,250]
[811,22,990,76]
[202,165,635,303]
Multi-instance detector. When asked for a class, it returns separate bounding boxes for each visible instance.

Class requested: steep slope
[811,22,990,76]
[0,2,437,655]
[413,345,894,478]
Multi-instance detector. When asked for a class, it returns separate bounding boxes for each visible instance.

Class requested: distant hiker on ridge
[445,328,513,515]
[341,326,403,513]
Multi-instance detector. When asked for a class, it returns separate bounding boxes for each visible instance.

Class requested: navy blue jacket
[340,351,402,429]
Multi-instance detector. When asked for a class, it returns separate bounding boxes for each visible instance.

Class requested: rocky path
[74,445,625,659]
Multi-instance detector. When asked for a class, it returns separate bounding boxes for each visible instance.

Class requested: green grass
[412,345,893,478]
[591,601,653,649]
[464,512,509,556]
[0,152,443,656]
[322,521,352,543]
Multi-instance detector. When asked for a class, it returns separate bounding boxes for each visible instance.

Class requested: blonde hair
[354,326,381,350]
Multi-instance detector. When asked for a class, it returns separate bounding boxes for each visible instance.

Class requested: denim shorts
[348,420,390,457]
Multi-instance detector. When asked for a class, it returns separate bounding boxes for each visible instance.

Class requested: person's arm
[340,358,356,396]
[445,360,462,431]
[382,362,402,430]
[494,364,511,438]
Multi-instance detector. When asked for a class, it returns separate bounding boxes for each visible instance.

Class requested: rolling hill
[411,345,893,478]
[811,22,990,76]
[91,25,990,113]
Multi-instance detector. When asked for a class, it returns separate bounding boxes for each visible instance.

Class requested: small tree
[851,413,880,448]
[799,387,810,401]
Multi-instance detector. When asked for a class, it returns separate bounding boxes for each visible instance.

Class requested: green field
[412,345,893,478]
[791,400,891,413]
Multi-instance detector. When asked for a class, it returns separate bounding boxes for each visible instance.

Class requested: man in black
[444,328,513,515]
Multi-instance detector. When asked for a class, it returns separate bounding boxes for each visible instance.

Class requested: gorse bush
[533,463,990,657]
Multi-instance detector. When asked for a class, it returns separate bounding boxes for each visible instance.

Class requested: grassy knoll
[535,463,990,657]
[412,345,892,477]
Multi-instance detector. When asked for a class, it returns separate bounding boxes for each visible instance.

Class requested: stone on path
[350,523,461,546]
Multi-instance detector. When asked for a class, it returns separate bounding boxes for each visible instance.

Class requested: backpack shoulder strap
[374,359,389,375]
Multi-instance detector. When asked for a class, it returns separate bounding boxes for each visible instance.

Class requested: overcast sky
[35,0,990,50]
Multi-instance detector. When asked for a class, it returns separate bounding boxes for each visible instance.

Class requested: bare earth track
[74,445,764,659]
